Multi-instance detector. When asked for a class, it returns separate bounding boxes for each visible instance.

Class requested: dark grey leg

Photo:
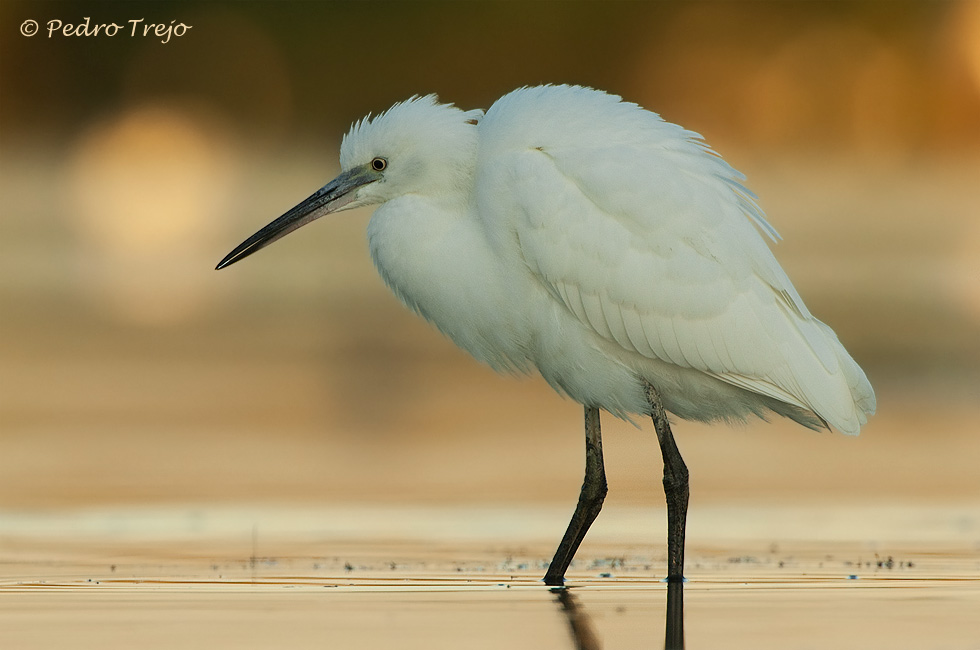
[645,382,689,582]
[543,406,607,586]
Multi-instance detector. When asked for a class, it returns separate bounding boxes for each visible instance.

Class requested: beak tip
[215,248,246,270]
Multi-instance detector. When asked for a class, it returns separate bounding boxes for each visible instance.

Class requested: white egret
[217,85,876,585]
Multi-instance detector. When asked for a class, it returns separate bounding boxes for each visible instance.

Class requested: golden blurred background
[1,1,978,512]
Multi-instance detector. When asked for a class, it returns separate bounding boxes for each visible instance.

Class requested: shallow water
[2,504,978,649]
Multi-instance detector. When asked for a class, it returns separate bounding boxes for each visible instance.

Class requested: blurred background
[1,0,978,513]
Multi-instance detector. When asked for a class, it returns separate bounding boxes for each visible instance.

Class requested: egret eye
[371,157,387,171]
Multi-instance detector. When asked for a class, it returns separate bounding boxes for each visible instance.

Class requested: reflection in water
[551,581,685,650]
[552,588,601,650]
[664,580,685,650]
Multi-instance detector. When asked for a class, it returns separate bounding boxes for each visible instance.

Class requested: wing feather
[621,306,656,357]
[476,85,874,432]
[581,290,612,340]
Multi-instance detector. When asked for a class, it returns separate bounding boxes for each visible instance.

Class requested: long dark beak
[216,164,378,270]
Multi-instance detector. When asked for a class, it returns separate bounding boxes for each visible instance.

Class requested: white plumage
[217,84,877,585]
[350,85,874,434]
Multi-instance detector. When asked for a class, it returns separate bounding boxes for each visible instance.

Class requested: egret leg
[645,382,689,582]
[543,406,607,586]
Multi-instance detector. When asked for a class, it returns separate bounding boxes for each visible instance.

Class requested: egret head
[341,95,482,203]
[216,95,481,270]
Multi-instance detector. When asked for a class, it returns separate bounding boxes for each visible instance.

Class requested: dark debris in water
[844,554,915,571]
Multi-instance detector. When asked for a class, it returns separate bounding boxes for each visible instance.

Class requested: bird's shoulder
[480,85,673,155]
[477,85,778,240]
